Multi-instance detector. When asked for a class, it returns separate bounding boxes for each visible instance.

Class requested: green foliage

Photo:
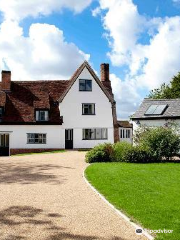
[86,141,153,163]
[135,126,180,161]
[113,142,133,162]
[86,126,180,163]
[133,125,150,145]
[85,143,113,163]
[149,72,180,99]
[124,145,152,163]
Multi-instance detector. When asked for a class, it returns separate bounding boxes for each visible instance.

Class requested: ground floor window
[83,128,108,140]
[27,133,46,144]
[120,129,131,139]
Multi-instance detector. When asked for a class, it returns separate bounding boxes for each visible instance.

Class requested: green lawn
[85,163,180,240]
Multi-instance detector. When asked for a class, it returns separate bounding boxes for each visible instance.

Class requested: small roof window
[145,104,168,115]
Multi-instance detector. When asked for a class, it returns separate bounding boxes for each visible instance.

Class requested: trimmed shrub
[124,145,153,163]
[113,142,133,162]
[85,143,114,163]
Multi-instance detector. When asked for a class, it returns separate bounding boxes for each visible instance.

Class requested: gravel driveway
[0,151,147,240]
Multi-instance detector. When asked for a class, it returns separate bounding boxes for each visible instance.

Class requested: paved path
[0,151,147,240]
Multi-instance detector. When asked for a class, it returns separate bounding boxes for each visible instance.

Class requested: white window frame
[82,128,108,140]
[82,103,95,115]
[36,110,49,122]
[27,133,47,144]
[120,128,131,139]
[79,79,92,91]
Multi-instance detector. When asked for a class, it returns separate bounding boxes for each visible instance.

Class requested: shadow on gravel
[0,206,99,240]
[49,233,99,240]
[0,163,73,184]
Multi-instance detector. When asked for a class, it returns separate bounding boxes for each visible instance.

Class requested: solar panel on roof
[145,104,168,115]
[153,105,167,114]
[145,105,158,115]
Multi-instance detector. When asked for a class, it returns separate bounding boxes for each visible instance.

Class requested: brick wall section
[112,102,120,143]
[10,148,63,155]
[2,71,11,91]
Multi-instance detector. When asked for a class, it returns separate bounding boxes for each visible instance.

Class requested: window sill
[82,114,96,116]
[82,139,108,141]
[79,90,92,92]
[36,120,49,122]
[27,143,47,144]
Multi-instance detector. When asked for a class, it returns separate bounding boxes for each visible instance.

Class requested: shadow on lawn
[0,206,100,240]
[0,163,74,185]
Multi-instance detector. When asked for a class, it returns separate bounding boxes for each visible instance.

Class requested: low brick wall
[10,148,63,155]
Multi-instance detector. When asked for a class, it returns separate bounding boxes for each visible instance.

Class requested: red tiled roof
[0,80,70,124]
[117,121,133,128]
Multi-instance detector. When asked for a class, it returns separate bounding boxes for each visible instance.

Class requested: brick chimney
[100,63,119,142]
[100,63,112,95]
[101,63,109,82]
[2,70,11,91]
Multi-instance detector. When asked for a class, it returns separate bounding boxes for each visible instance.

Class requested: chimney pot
[2,70,11,91]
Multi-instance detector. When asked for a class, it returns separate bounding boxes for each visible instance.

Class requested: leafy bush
[133,125,150,145]
[85,143,114,163]
[113,142,133,162]
[124,145,153,163]
[135,126,180,161]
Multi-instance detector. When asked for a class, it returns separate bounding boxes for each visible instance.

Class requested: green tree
[149,72,180,99]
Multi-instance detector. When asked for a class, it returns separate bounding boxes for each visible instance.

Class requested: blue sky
[0,0,180,119]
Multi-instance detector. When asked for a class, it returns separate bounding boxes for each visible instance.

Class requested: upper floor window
[79,79,92,91]
[36,110,49,122]
[82,104,95,115]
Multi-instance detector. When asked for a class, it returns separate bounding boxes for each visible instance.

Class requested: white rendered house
[0,61,119,156]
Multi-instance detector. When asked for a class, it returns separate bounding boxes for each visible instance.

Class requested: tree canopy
[149,72,180,99]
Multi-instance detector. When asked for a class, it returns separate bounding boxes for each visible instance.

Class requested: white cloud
[95,0,180,118]
[0,21,90,80]
[110,73,142,119]
[138,17,180,89]
[100,0,145,66]
[0,0,93,21]
[0,0,91,80]
[92,7,101,17]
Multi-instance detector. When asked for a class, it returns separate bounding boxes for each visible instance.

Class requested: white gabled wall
[60,67,114,148]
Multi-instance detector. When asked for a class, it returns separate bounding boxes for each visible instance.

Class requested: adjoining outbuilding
[131,98,180,134]
[117,120,133,144]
